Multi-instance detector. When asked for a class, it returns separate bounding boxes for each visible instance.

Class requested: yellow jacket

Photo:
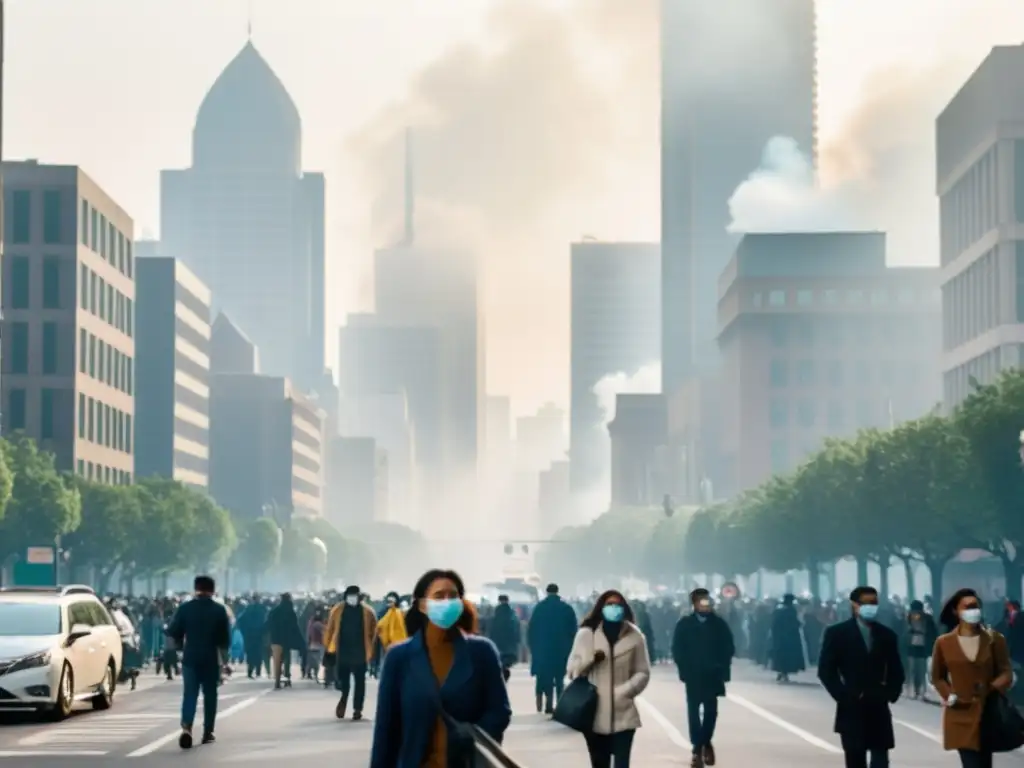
[323,602,377,663]
[377,606,408,649]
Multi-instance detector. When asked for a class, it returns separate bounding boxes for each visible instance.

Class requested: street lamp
[1018,430,1024,467]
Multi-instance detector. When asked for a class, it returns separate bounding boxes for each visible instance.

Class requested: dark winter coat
[671,613,735,699]
[527,594,578,679]
[267,599,304,650]
[770,604,806,675]
[488,603,522,667]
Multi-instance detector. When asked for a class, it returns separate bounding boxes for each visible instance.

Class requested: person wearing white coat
[567,590,652,768]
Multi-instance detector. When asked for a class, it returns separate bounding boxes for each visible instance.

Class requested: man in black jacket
[818,586,905,768]
[166,575,231,750]
[672,588,735,768]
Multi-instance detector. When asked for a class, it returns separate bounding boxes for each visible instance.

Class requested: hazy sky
[8,0,1024,415]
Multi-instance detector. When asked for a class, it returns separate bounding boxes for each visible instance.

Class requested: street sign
[26,547,55,565]
[13,545,57,587]
[720,582,740,600]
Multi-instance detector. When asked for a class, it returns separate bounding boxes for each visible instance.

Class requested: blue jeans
[685,689,718,749]
[181,665,219,732]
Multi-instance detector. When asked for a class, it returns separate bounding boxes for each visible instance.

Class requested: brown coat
[930,628,1013,751]
[323,602,378,663]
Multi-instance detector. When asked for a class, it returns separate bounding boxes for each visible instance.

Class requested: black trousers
[583,729,635,768]
[840,735,889,768]
[336,662,367,712]
[535,673,564,700]
[958,750,993,768]
[685,690,718,749]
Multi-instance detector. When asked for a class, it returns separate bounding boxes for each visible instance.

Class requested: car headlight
[8,651,51,674]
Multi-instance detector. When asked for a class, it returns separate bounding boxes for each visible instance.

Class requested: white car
[0,585,123,720]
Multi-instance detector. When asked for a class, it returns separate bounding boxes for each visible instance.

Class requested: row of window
[760,315,937,348]
[77,393,132,453]
[767,398,884,431]
[6,189,64,246]
[768,359,924,389]
[80,198,133,278]
[752,286,925,310]
[6,388,58,438]
[939,144,999,266]
[79,263,133,337]
[8,255,62,310]
[79,329,134,395]
[76,460,131,485]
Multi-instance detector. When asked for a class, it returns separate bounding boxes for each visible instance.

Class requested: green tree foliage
[65,480,143,591]
[0,434,80,557]
[233,517,282,587]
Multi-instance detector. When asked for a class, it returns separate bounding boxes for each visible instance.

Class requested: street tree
[66,481,142,592]
[234,517,282,589]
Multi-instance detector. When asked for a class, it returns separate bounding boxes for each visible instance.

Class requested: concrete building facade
[936,45,1024,407]
[2,161,135,484]
[608,394,668,507]
[209,373,324,520]
[660,0,818,391]
[717,232,941,495]
[324,436,385,528]
[210,311,258,375]
[135,256,212,488]
[569,241,660,493]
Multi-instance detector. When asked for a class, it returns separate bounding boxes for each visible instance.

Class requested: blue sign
[12,546,56,587]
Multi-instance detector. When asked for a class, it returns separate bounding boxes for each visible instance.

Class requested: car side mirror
[67,624,92,644]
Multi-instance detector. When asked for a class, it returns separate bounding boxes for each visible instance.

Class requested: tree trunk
[926,558,945,600]
[1001,555,1023,603]
[807,561,821,602]
[900,557,917,601]
[877,556,891,601]
[856,557,869,587]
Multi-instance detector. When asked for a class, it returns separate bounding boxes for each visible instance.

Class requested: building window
[7,389,26,431]
[796,359,815,386]
[42,256,61,309]
[79,264,88,309]
[126,414,132,452]
[797,399,815,427]
[823,289,838,305]
[126,241,133,278]
[108,223,116,265]
[770,359,788,387]
[9,322,28,374]
[827,360,843,387]
[769,399,788,428]
[98,277,107,319]
[827,401,844,430]
[97,403,105,446]
[80,199,89,246]
[88,333,96,377]
[117,232,125,273]
[770,319,788,347]
[79,328,87,373]
[43,190,62,244]
[42,322,58,375]
[106,284,114,325]
[87,397,95,441]
[90,206,98,251]
[796,289,813,306]
[9,256,29,309]
[847,289,864,304]
[78,392,86,438]
[752,292,763,308]
[89,270,97,313]
[99,213,107,259]
[77,459,85,476]
[10,190,31,244]
[771,439,788,473]
[40,389,55,439]
[126,298,133,336]
[768,290,786,307]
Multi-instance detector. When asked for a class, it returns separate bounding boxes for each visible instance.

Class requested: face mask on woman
[426,598,465,629]
[960,608,982,625]
[602,604,625,623]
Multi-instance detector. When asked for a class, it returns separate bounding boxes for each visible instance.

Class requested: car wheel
[91,662,115,710]
[47,663,74,721]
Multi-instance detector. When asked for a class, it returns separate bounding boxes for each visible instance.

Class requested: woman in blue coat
[370,568,512,768]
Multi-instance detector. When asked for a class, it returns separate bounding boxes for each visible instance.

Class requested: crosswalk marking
[16,712,175,753]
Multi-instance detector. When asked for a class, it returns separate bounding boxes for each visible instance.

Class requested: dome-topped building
[192,41,301,175]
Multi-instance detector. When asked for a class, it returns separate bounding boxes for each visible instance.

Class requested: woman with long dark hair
[370,569,511,768]
[567,589,651,768]
[931,588,1013,768]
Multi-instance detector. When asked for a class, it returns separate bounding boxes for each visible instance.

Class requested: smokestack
[403,126,415,247]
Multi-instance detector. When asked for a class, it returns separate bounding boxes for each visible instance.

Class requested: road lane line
[894,718,942,744]
[126,690,269,757]
[727,693,842,753]
[635,697,691,750]
[0,750,108,756]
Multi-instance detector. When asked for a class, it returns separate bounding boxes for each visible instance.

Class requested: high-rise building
[160,42,325,392]
[324,436,387,528]
[1,161,135,484]
[717,232,940,495]
[937,45,1024,408]
[660,0,817,392]
[211,311,258,375]
[209,373,324,519]
[134,256,211,488]
[515,403,566,474]
[569,241,659,492]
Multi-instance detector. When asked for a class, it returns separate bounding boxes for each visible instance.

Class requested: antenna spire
[247,0,253,39]
[403,127,415,247]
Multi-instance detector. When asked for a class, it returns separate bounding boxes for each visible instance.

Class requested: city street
[0,660,1001,765]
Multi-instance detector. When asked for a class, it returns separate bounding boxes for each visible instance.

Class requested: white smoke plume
[593,362,662,424]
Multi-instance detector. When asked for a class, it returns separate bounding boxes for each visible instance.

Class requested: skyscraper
[660,0,817,393]
[160,41,325,393]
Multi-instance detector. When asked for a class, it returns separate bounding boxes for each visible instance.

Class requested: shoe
[179,730,193,750]
[202,732,215,745]
[535,694,543,714]
[335,696,348,719]
[690,751,704,768]
[703,744,716,766]
[353,711,362,721]
[274,681,282,690]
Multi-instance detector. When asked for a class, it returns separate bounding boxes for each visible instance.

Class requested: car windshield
[0,603,61,636]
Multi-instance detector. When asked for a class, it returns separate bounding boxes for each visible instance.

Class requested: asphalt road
[0,661,1013,766]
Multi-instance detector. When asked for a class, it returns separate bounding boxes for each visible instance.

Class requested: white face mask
[960,608,982,625]
[345,596,359,607]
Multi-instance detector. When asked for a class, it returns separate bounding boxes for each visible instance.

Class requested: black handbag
[552,676,599,733]
[980,691,1024,753]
